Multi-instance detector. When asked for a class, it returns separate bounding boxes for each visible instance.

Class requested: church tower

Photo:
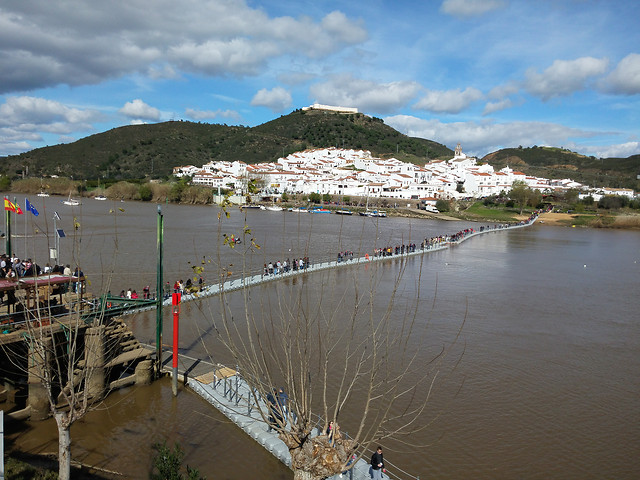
[454,143,463,157]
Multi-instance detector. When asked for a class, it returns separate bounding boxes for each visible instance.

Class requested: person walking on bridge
[370,446,385,479]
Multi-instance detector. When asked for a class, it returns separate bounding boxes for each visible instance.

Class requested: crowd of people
[263,257,310,276]
[337,251,354,262]
[0,253,77,279]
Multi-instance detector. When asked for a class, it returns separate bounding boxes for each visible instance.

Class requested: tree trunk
[293,468,317,480]
[55,412,71,480]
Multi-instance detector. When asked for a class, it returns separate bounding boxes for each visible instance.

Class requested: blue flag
[25,198,39,216]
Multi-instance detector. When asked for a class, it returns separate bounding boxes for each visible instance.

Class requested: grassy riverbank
[4,453,118,479]
[442,201,640,229]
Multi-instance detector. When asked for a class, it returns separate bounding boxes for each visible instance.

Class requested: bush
[435,199,449,212]
[106,181,139,200]
[0,175,11,191]
[150,441,205,480]
[139,184,153,201]
[169,182,185,202]
[598,195,629,210]
[308,192,321,204]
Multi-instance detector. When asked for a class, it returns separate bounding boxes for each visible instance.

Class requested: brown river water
[4,196,640,479]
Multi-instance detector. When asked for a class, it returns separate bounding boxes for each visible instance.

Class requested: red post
[171,292,181,396]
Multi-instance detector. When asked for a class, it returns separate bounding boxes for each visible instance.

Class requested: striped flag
[25,198,39,216]
[4,197,23,214]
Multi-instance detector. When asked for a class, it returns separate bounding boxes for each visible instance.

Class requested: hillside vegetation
[482,146,640,190]
[1,109,452,180]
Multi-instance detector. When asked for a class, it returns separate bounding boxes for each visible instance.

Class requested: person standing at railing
[370,446,386,479]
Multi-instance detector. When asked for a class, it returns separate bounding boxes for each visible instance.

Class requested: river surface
[5,196,640,479]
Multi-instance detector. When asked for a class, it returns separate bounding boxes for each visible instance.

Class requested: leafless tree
[196,206,463,480]
[0,213,125,480]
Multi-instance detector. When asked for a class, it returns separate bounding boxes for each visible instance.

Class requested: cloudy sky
[1,0,639,159]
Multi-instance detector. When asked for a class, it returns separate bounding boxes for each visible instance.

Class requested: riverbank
[537,211,640,229]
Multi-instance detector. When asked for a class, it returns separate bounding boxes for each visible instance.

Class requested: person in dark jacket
[370,446,385,479]
[267,389,282,432]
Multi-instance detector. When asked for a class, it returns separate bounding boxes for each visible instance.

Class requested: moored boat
[265,205,284,211]
[309,206,331,214]
[94,195,107,201]
[334,209,353,215]
[360,209,386,217]
[62,193,81,206]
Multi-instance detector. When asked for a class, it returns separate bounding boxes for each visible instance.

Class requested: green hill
[482,146,640,190]
[0,109,453,180]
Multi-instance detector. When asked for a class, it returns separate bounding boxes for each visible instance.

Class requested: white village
[173,106,636,208]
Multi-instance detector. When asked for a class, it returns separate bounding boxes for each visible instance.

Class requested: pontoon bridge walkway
[153,346,424,480]
[139,215,540,480]
[122,214,539,316]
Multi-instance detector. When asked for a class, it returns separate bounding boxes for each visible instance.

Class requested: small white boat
[62,193,81,206]
[94,195,107,201]
[265,205,284,212]
[288,207,308,213]
[360,209,386,217]
[334,209,353,215]
[37,191,50,197]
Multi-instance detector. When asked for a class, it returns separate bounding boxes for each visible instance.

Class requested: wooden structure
[0,274,86,328]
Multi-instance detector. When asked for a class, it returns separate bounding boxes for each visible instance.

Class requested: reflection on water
[6,197,640,479]
[7,378,291,479]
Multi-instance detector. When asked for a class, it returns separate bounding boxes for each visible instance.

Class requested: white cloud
[483,98,514,115]
[601,53,640,95]
[250,87,292,112]
[310,75,421,114]
[185,108,241,122]
[119,99,161,121]
[385,114,598,157]
[0,96,101,154]
[0,96,100,132]
[414,87,483,114]
[487,82,519,100]
[0,2,368,93]
[440,0,507,18]
[524,57,609,100]
[570,141,640,159]
[147,64,181,80]
[321,11,368,45]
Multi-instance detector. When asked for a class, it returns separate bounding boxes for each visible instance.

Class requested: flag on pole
[54,211,61,221]
[25,198,39,216]
[4,197,23,214]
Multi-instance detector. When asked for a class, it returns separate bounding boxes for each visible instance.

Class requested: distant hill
[0,109,453,180]
[482,146,640,190]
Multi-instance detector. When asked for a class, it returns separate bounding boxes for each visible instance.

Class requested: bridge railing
[205,364,420,480]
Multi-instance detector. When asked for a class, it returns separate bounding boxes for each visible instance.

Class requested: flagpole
[24,198,27,257]
[4,207,9,256]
